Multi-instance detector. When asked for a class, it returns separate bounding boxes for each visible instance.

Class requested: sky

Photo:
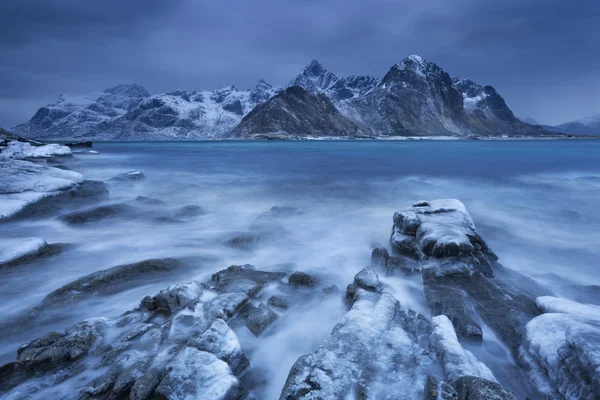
[1,0,599,127]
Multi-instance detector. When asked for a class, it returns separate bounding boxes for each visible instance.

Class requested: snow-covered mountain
[14,56,551,140]
[547,114,600,136]
[15,82,280,140]
[229,86,372,139]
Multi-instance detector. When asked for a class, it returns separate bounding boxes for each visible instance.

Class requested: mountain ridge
[14,56,558,140]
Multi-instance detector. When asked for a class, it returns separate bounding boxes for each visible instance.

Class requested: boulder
[244,303,278,336]
[454,376,516,400]
[188,318,250,375]
[109,170,145,182]
[173,204,205,218]
[519,296,600,399]
[0,238,64,268]
[59,203,138,225]
[288,271,316,288]
[268,295,289,309]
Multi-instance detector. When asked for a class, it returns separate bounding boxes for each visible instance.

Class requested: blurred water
[1,140,599,398]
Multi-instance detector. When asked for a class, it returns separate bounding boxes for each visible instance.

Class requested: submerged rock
[109,170,145,182]
[135,195,165,205]
[391,199,540,354]
[28,258,186,321]
[288,271,317,288]
[173,204,205,218]
[59,203,138,224]
[268,295,289,309]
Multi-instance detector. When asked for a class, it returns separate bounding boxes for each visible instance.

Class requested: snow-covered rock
[0,264,287,399]
[520,296,600,399]
[281,267,433,399]
[545,113,600,136]
[390,199,541,354]
[430,315,496,383]
[0,238,54,269]
[0,158,85,220]
[0,141,71,159]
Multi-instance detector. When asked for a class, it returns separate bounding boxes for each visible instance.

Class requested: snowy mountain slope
[15,55,552,139]
[15,82,280,140]
[229,86,373,139]
[14,84,150,139]
[553,113,600,136]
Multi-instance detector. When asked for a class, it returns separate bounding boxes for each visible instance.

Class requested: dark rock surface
[454,376,516,400]
[0,263,288,399]
[288,271,317,288]
[0,242,65,269]
[390,199,540,355]
[228,86,372,139]
[108,170,145,182]
[244,303,279,336]
[59,203,138,224]
[135,195,165,205]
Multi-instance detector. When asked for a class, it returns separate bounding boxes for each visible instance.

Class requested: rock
[454,376,516,400]
[0,238,64,268]
[17,318,106,366]
[174,204,205,218]
[288,271,316,288]
[209,264,286,296]
[135,195,165,205]
[30,258,186,318]
[188,318,250,375]
[519,296,600,399]
[140,280,204,315]
[64,141,93,148]
[430,315,496,384]
[226,233,262,249]
[259,206,303,218]
[154,347,247,400]
[268,295,289,309]
[59,203,138,224]
[371,247,416,275]
[424,375,457,400]
[245,304,278,336]
[322,284,340,295]
[109,170,145,182]
[391,199,540,354]
[354,266,382,292]
[280,268,431,399]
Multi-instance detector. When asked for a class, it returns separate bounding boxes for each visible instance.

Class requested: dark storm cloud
[1,0,599,126]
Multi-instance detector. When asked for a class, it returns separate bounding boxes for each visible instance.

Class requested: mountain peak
[104,84,150,98]
[288,59,338,93]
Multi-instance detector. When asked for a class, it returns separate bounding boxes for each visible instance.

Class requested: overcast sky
[1,0,599,127]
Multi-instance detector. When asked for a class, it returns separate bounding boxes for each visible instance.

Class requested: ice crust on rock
[391,199,540,355]
[520,296,600,399]
[430,315,496,384]
[0,141,71,159]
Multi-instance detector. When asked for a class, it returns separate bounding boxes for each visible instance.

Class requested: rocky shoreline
[1,137,599,399]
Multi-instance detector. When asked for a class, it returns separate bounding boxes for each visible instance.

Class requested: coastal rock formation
[0,264,289,399]
[519,296,600,399]
[390,199,541,355]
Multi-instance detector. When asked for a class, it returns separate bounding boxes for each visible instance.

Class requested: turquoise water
[1,140,599,398]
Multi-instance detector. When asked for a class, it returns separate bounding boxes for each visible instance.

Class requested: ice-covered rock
[430,315,496,383]
[0,141,72,159]
[153,347,247,400]
[280,268,432,399]
[0,158,88,221]
[0,238,63,268]
[390,199,541,354]
[520,296,600,399]
[0,263,289,399]
[109,170,145,182]
[188,318,250,375]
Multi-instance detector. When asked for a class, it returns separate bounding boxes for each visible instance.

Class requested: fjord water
[1,140,600,398]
